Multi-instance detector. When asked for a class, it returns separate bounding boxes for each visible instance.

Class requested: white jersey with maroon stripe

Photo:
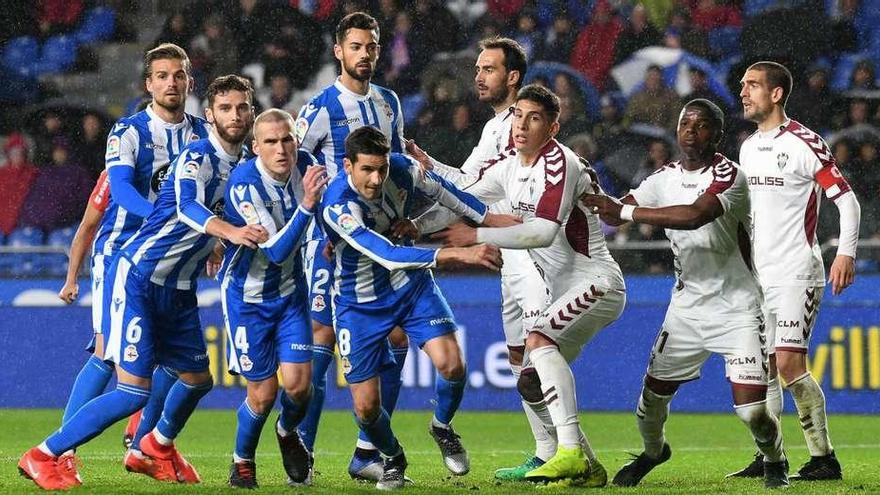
[629,154,763,317]
[463,139,624,298]
[460,105,514,175]
[739,120,852,287]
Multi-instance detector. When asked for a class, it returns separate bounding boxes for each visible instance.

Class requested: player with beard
[406,38,560,481]
[293,12,411,481]
[19,76,264,490]
[31,43,211,487]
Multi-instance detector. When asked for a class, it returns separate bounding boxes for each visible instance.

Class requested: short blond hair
[253,108,295,140]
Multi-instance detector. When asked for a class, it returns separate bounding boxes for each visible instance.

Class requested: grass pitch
[0,409,877,494]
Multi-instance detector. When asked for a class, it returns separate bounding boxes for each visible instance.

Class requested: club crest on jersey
[295,117,309,142]
[239,355,253,372]
[311,294,326,312]
[776,152,789,171]
[338,213,358,234]
[238,201,258,224]
[124,344,139,362]
[106,136,120,159]
[382,102,393,119]
[182,161,200,180]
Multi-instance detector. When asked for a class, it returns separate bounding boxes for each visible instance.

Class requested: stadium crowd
[1,0,879,273]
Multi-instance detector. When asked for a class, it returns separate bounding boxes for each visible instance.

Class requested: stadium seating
[44,227,76,277]
[708,27,742,61]
[73,7,117,45]
[4,227,44,276]
[1,36,39,76]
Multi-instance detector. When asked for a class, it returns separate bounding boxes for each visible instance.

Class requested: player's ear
[507,69,521,88]
[343,157,353,174]
[204,106,214,125]
[770,86,784,105]
[549,120,560,139]
[334,43,343,63]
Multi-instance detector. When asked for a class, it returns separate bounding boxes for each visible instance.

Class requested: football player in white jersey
[406,38,557,480]
[583,99,788,489]
[434,85,626,486]
[728,61,860,481]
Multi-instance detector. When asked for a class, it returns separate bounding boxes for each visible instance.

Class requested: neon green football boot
[524,446,588,482]
[494,455,545,481]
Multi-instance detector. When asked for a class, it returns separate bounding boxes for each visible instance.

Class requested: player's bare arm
[436,244,503,271]
[582,191,723,230]
[59,203,104,304]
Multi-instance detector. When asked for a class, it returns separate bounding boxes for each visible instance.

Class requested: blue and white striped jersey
[320,153,488,308]
[219,151,318,303]
[294,78,405,179]
[95,105,210,255]
[120,132,242,290]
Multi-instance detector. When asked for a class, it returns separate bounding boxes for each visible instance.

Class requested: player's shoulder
[179,137,213,162]
[185,113,211,136]
[648,160,680,179]
[110,112,143,137]
[371,83,401,102]
[708,153,742,181]
[228,157,259,183]
[779,119,833,163]
[323,174,354,202]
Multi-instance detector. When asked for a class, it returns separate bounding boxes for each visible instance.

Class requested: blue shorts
[104,256,209,378]
[303,238,334,326]
[222,285,313,382]
[334,278,458,384]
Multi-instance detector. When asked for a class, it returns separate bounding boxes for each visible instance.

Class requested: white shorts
[763,285,823,354]
[90,253,108,335]
[500,249,549,348]
[646,309,768,388]
[524,280,625,366]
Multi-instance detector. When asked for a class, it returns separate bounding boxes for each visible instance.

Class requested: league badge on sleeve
[182,161,200,180]
[238,201,259,224]
[338,213,358,234]
[295,118,310,142]
[106,135,120,159]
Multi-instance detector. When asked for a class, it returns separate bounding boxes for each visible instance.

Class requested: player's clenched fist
[431,221,476,247]
[58,281,79,304]
[301,165,329,210]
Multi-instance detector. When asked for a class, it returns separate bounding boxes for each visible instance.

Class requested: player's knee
[283,381,312,404]
[313,323,335,345]
[388,328,409,348]
[774,354,806,384]
[436,358,465,381]
[352,396,381,422]
[517,368,543,403]
[250,392,276,415]
[734,401,775,435]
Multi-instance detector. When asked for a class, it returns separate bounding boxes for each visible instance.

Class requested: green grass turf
[0,409,877,494]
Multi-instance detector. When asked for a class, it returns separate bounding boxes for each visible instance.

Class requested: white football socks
[734,400,785,463]
[530,346,581,449]
[766,375,783,421]
[788,372,833,456]
[511,363,558,461]
[636,386,673,459]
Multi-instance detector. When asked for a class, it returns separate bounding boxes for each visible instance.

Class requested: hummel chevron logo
[791,127,833,162]
[549,286,605,330]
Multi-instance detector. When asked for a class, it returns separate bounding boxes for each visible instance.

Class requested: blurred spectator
[689,0,741,32]
[377,10,421,95]
[19,137,93,232]
[843,98,872,128]
[625,65,681,130]
[37,0,83,37]
[427,103,480,166]
[411,0,465,55]
[511,11,543,61]
[640,0,675,30]
[190,14,240,86]
[570,0,624,91]
[72,113,106,180]
[536,12,578,64]
[789,65,838,133]
[666,8,708,57]
[614,4,662,64]
[0,134,39,235]
[155,11,196,49]
[262,9,325,89]
[32,112,66,166]
[683,67,725,110]
[226,0,282,66]
[446,0,488,27]
[566,132,622,198]
[256,74,297,113]
[829,0,859,54]
[485,0,526,21]
[592,94,626,157]
[630,139,672,187]
[557,95,591,143]
[849,60,878,91]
